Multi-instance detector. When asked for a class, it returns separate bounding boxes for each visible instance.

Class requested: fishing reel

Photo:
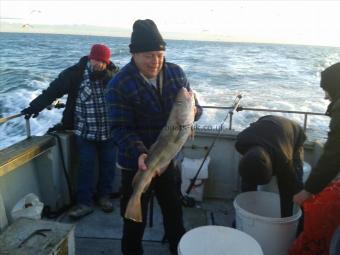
[46,99,65,110]
[180,194,196,208]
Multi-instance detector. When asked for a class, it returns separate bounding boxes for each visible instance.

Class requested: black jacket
[235,115,306,216]
[305,63,340,193]
[29,56,119,130]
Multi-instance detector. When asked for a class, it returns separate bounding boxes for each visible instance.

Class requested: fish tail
[124,194,143,223]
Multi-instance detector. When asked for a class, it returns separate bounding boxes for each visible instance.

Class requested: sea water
[1,32,339,149]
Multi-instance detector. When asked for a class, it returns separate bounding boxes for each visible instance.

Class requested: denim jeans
[75,136,116,206]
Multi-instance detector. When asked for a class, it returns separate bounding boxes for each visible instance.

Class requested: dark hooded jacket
[28,56,119,130]
[305,62,340,194]
[235,115,306,217]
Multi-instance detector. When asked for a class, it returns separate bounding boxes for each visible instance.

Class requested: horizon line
[1,22,340,49]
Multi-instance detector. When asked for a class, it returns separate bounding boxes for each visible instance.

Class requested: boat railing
[0,113,31,138]
[200,105,326,132]
[0,103,326,139]
[0,100,65,139]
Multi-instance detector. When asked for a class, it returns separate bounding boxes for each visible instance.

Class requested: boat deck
[58,197,235,255]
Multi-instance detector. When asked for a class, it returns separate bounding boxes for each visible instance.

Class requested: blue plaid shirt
[106,59,202,170]
[74,64,112,141]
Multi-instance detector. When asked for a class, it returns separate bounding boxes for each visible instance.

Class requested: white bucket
[178,225,263,255]
[181,157,210,201]
[258,161,311,193]
[234,191,301,255]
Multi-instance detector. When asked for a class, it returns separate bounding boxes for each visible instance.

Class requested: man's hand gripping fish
[124,87,196,222]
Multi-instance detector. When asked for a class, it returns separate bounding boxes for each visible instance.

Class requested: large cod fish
[124,87,196,222]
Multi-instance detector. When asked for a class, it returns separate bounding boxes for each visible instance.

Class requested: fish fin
[132,171,143,189]
[148,142,157,154]
[124,194,143,222]
[156,165,168,176]
[155,166,161,176]
[174,126,189,143]
[190,126,195,139]
[143,184,151,193]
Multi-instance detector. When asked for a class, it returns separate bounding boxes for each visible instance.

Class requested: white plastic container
[178,225,263,255]
[181,157,210,201]
[258,161,311,193]
[234,191,302,255]
[302,161,312,183]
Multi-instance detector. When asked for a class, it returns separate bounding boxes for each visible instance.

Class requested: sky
[1,0,340,47]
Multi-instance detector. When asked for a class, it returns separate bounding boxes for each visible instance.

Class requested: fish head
[174,88,195,126]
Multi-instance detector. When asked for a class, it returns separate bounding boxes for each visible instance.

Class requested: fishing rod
[0,100,65,124]
[0,113,32,138]
[0,113,23,124]
[184,93,242,200]
[0,100,65,138]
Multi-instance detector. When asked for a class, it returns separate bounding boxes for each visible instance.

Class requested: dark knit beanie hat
[320,62,340,101]
[89,44,111,65]
[239,146,273,185]
[129,19,166,53]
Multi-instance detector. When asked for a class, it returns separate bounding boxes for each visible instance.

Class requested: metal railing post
[25,118,31,138]
[229,112,233,130]
[303,113,308,132]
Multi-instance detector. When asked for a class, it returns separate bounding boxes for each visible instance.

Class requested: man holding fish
[106,19,202,255]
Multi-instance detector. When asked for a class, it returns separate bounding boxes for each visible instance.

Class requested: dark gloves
[21,106,39,119]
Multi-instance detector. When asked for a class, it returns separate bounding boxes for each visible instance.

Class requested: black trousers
[120,163,185,255]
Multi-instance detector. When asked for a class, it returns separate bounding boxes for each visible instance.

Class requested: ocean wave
[0,33,339,149]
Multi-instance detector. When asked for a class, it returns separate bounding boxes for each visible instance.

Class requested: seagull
[22,24,33,28]
[30,10,42,14]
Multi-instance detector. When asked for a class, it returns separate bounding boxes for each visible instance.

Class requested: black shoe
[98,196,114,213]
[69,204,94,219]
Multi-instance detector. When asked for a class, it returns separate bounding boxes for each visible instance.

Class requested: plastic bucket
[234,191,301,255]
[178,225,263,255]
[181,157,210,201]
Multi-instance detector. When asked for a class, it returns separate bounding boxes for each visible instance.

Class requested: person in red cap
[22,44,119,219]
